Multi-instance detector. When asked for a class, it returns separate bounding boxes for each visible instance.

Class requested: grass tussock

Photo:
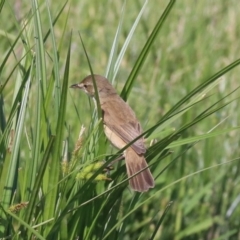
[0,0,240,239]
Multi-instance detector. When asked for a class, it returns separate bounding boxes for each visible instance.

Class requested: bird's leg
[104,154,125,174]
[109,155,125,166]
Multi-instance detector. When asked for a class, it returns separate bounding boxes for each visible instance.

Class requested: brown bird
[70,74,154,192]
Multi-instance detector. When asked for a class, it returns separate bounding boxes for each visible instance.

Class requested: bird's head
[70,74,116,98]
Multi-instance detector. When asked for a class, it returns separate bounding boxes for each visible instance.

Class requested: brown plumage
[70,74,154,192]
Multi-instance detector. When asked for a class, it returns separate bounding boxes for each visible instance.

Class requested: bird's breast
[104,124,126,150]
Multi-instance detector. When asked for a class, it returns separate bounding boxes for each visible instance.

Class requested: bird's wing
[101,98,146,154]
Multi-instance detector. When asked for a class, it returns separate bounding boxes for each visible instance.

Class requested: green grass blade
[29,0,47,198]
[149,201,173,240]
[163,58,240,120]
[44,31,71,235]
[25,136,55,224]
[105,0,126,80]
[6,210,45,240]
[112,0,148,84]
[0,68,32,235]
[121,0,176,100]
[0,0,5,13]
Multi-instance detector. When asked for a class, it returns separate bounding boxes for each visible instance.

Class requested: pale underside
[101,97,146,154]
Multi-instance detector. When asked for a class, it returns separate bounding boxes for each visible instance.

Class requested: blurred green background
[1,0,240,239]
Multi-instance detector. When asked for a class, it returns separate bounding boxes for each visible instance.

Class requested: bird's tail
[125,148,154,192]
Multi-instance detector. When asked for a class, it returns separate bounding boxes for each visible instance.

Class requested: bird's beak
[70,83,81,89]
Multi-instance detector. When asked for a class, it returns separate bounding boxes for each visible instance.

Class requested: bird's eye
[83,84,88,88]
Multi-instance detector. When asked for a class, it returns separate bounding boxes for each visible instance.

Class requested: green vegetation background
[0,0,240,239]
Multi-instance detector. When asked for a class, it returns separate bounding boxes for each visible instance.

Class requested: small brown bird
[70,74,154,192]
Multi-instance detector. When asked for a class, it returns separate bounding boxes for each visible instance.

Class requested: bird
[70,74,154,192]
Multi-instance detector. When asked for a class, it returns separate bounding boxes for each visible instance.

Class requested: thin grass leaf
[0,68,32,235]
[112,0,149,84]
[214,230,238,240]
[121,0,176,100]
[6,210,46,240]
[29,0,48,198]
[149,95,237,156]
[44,32,72,234]
[24,136,55,224]
[167,126,240,148]
[145,77,227,138]
[149,201,173,240]
[45,0,62,112]
[84,194,112,240]
[0,0,5,13]
[78,33,102,122]
[103,158,240,239]
[105,0,126,80]
[43,1,69,43]
[163,58,240,120]
[176,217,219,239]
[78,33,107,158]
[1,72,31,206]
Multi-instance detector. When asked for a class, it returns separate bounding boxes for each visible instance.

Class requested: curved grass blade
[78,33,106,157]
[149,201,173,240]
[43,32,72,234]
[0,67,32,235]
[105,0,126,80]
[112,0,149,84]
[121,0,176,100]
[29,0,48,199]
[103,158,240,239]
[167,126,240,148]
[0,0,5,13]
[162,58,240,120]
[25,136,55,224]
[6,210,45,240]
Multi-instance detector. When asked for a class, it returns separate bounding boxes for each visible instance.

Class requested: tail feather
[125,148,154,192]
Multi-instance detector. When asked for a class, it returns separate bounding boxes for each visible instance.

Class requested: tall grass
[1,0,240,239]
